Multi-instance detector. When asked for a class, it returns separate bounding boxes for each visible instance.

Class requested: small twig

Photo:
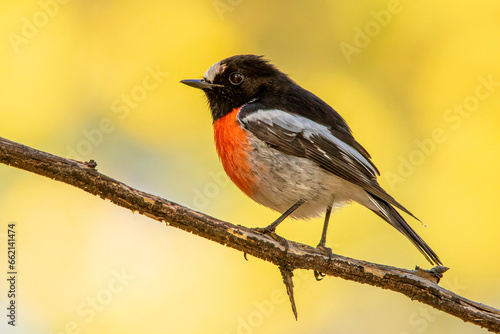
[279,265,298,320]
[1,136,499,333]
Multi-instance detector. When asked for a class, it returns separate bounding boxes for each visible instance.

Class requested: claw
[314,271,326,281]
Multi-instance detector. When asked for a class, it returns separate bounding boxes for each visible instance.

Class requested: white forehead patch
[204,61,227,83]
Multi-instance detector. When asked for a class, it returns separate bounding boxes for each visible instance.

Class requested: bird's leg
[317,204,332,250]
[252,199,305,254]
[315,204,333,281]
[255,199,305,233]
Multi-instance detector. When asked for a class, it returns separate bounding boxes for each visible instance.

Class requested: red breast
[213,107,257,197]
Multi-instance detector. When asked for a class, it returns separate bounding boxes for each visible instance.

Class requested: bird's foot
[251,227,290,254]
[314,244,333,281]
[252,226,276,234]
[317,244,333,259]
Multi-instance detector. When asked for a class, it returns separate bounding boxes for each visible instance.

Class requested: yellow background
[1,1,499,333]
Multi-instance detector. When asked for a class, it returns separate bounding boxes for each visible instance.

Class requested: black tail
[369,194,442,266]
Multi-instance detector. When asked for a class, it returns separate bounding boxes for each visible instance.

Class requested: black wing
[238,106,416,219]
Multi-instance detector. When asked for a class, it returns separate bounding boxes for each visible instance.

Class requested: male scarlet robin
[181,54,442,266]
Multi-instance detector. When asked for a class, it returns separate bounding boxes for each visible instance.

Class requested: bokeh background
[1,1,500,333]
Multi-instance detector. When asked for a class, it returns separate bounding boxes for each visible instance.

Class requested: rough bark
[1,136,499,332]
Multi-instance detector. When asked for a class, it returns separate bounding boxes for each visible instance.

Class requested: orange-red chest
[213,108,256,197]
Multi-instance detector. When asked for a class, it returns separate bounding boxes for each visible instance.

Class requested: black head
[181,54,293,121]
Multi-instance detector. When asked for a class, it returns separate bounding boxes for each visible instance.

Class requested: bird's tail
[367,194,442,266]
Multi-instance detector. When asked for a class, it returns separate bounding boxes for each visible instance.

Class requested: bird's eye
[229,72,244,85]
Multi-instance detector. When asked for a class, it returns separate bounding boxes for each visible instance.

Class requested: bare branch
[1,136,499,333]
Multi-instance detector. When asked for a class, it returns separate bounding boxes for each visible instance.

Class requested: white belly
[245,136,369,219]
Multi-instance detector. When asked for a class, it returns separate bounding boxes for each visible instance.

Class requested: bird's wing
[238,107,416,218]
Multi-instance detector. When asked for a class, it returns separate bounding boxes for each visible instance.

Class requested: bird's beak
[180,79,222,90]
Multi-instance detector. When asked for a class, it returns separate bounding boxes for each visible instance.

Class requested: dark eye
[229,72,244,85]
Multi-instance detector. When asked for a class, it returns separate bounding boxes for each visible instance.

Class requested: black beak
[180,79,222,90]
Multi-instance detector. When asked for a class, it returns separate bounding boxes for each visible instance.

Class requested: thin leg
[315,204,333,281]
[258,199,305,233]
[250,199,305,257]
[317,204,332,248]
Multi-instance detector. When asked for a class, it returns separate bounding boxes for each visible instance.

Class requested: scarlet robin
[181,54,441,266]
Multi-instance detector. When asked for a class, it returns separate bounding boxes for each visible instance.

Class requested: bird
[181,54,442,266]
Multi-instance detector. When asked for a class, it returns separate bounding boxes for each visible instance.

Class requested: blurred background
[1,1,499,333]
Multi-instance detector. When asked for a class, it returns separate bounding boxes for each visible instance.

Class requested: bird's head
[181,54,292,121]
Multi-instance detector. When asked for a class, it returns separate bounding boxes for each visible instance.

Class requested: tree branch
[1,136,499,333]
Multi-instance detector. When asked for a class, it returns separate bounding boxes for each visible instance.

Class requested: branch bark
[1,136,499,333]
